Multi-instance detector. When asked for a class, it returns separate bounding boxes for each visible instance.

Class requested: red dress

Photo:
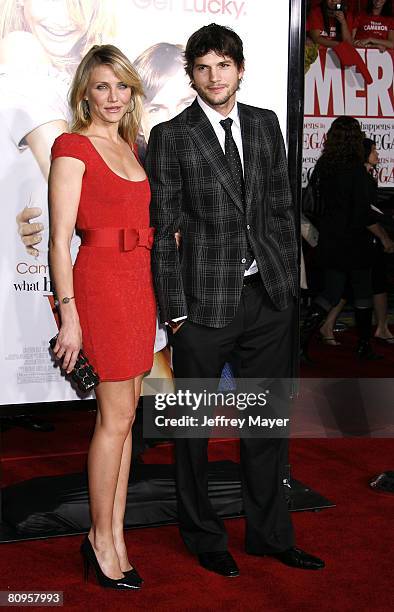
[51,132,156,381]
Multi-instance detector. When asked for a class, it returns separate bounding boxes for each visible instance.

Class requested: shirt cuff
[166,316,187,325]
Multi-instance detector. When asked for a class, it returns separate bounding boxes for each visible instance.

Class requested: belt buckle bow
[122,227,155,251]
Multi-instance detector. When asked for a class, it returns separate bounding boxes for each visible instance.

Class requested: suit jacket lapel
[186,99,245,213]
[239,103,266,211]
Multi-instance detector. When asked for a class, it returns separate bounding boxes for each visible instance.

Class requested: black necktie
[220,118,245,200]
[220,117,254,270]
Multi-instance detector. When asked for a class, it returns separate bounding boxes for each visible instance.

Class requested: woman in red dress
[49,45,156,590]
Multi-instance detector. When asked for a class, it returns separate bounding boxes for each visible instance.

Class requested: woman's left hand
[53,322,82,373]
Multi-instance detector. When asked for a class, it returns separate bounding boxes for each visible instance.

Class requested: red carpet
[1,330,393,610]
[1,431,393,610]
[301,326,394,377]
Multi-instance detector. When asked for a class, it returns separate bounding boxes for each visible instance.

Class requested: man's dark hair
[184,23,244,81]
[133,43,185,105]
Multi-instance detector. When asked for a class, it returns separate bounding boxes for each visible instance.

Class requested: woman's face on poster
[141,67,195,142]
[22,0,92,58]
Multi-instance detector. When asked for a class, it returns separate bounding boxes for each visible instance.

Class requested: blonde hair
[69,44,144,145]
[0,0,25,38]
[0,0,116,68]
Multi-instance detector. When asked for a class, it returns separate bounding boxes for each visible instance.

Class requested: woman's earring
[82,99,90,119]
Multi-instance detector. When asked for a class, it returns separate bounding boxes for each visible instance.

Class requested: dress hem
[98,366,153,383]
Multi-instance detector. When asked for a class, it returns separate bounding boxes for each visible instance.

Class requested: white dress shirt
[197,96,258,276]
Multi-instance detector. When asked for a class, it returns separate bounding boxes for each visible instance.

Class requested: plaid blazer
[146,99,298,328]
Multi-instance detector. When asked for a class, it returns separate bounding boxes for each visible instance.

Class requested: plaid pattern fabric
[146,99,298,328]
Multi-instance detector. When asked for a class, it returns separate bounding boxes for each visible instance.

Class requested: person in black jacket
[147,23,323,577]
[317,137,394,346]
[301,116,394,361]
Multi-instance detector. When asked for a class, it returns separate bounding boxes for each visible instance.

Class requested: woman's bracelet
[54,296,75,307]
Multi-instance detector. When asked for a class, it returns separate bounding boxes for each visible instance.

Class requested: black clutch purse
[49,335,100,392]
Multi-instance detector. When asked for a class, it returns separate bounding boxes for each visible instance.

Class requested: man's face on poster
[141,67,195,142]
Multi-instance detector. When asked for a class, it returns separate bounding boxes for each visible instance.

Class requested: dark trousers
[316,267,373,311]
[169,280,295,555]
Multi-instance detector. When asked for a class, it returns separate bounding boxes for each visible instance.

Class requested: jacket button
[241,258,246,263]
[246,225,250,230]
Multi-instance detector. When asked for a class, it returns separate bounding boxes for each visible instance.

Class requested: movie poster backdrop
[0,0,290,405]
[303,48,394,188]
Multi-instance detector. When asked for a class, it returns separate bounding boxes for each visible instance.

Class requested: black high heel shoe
[123,566,144,585]
[80,536,141,590]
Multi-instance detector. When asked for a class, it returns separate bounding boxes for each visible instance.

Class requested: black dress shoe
[198,551,239,577]
[269,547,325,570]
[80,537,142,589]
[357,340,383,360]
[123,566,143,585]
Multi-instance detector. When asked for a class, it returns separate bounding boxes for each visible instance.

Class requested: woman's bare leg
[87,379,135,579]
[373,293,393,338]
[111,374,144,572]
[319,298,346,344]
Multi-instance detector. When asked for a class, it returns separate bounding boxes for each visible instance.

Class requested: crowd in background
[302,2,394,363]
[306,0,394,51]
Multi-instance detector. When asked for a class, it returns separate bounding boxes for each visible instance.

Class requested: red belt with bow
[80,227,155,252]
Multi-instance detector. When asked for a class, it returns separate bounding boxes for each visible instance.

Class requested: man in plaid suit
[146,24,324,576]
